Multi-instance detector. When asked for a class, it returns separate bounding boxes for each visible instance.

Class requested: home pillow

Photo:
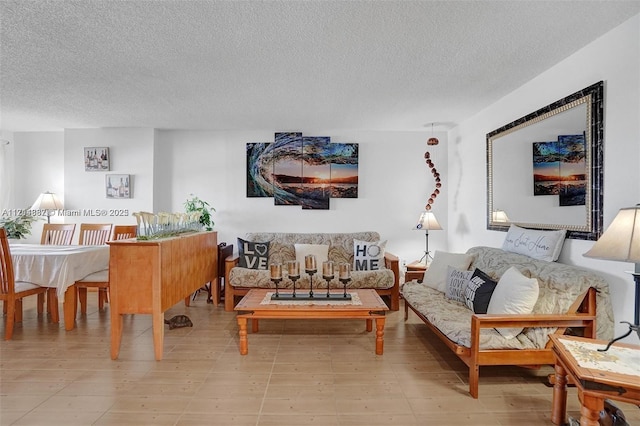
[237,238,270,270]
[486,266,539,339]
[295,243,329,273]
[445,266,473,304]
[502,224,566,262]
[422,251,474,293]
[353,239,387,271]
[464,268,498,313]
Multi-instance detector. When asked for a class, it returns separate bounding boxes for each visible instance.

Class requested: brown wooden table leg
[238,316,248,355]
[551,362,568,425]
[375,317,385,355]
[152,311,164,360]
[579,393,603,426]
[63,285,76,331]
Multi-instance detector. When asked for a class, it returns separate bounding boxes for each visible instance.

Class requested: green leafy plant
[184,194,215,231]
[0,214,40,239]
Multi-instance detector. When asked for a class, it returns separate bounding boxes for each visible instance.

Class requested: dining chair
[111,225,137,240]
[0,228,48,340]
[78,223,113,245]
[40,223,76,245]
[74,223,112,314]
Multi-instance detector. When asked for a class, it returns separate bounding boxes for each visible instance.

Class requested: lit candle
[270,263,282,280]
[305,254,316,272]
[339,263,351,280]
[287,260,300,277]
[322,261,334,278]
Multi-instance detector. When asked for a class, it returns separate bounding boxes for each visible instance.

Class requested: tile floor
[1,294,639,426]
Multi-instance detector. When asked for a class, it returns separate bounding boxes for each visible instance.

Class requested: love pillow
[237,238,270,270]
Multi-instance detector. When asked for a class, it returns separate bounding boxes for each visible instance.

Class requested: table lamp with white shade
[30,191,63,223]
[583,204,640,349]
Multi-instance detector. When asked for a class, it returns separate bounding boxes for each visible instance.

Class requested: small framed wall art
[84,147,110,171]
[106,174,131,199]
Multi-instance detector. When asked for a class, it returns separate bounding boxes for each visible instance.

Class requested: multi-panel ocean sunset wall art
[246,132,359,210]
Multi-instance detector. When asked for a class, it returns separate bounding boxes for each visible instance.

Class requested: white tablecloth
[10,244,110,297]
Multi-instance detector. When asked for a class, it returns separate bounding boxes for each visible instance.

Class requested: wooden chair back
[78,223,113,245]
[111,225,137,240]
[41,223,76,245]
[0,228,16,296]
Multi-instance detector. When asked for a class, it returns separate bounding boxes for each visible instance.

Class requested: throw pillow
[353,239,387,271]
[445,266,473,304]
[502,224,566,262]
[237,238,270,270]
[487,266,540,339]
[423,251,474,293]
[464,268,498,313]
[295,243,329,272]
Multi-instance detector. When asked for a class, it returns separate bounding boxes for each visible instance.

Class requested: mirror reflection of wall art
[106,174,131,199]
[246,132,358,210]
[486,81,603,240]
[84,147,110,171]
[532,134,586,206]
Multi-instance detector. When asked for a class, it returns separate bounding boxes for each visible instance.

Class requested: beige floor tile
[2,297,637,426]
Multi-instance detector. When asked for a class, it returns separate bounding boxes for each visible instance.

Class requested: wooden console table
[550,335,640,426]
[108,231,217,360]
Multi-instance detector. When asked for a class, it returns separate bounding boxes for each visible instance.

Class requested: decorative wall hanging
[246,132,358,210]
[423,124,442,211]
[84,147,110,171]
[106,174,131,199]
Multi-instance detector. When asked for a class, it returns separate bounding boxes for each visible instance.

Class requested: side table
[405,261,427,283]
[550,335,640,426]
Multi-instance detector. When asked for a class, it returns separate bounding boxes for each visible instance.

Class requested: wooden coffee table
[234,289,388,355]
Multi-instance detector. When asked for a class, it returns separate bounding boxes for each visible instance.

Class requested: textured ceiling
[1,1,639,132]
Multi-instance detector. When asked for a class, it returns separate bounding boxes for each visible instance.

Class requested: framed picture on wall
[84,147,110,171]
[106,174,131,199]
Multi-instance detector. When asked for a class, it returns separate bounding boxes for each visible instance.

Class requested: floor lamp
[30,191,63,223]
[414,211,442,265]
[584,204,640,350]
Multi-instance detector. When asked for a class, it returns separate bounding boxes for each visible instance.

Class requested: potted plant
[184,194,215,231]
[0,213,40,239]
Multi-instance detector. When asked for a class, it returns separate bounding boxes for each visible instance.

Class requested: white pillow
[295,243,329,273]
[353,239,387,271]
[486,266,539,339]
[445,266,473,304]
[423,251,474,293]
[502,224,566,262]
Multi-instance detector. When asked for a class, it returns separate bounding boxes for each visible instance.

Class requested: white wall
[12,131,65,243]
[10,128,448,268]
[154,129,449,270]
[448,15,640,343]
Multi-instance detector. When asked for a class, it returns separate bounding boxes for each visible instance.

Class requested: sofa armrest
[384,252,400,311]
[470,313,597,353]
[224,254,239,283]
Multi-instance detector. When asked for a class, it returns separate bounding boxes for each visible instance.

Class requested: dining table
[9,243,110,330]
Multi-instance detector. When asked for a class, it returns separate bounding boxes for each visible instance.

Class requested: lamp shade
[31,191,63,211]
[583,205,640,264]
[414,211,443,231]
[492,209,510,223]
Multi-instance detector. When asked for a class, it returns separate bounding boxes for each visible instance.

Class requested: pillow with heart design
[237,238,270,270]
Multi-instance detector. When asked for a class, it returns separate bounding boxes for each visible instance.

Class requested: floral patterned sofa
[224,232,400,312]
[402,246,614,398]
